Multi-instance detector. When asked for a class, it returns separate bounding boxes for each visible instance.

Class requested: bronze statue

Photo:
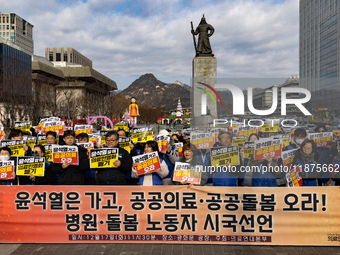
[191,15,215,56]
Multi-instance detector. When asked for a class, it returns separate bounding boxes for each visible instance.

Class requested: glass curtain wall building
[300,0,340,118]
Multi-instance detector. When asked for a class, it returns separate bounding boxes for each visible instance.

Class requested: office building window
[56,52,61,61]
[49,51,53,61]
[63,51,67,61]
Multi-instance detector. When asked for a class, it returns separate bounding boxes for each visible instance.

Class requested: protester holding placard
[95,131,132,185]
[291,139,322,186]
[77,133,95,185]
[242,134,280,187]
[21,144,52,185]
[131,141,169,186]
[51,130,89,185]
[172,143,207,186]
[45,131,59,184]
[313,125,331,185]
[212,130,243,186]
[286,128,307,150]
[0,147,16,185]
[8,129,32,156]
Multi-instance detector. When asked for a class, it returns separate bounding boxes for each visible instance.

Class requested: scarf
[300,151,315,164]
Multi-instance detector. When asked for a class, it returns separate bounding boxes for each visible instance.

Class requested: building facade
[0,13,33,55]
[300,0,340,118]
[0,42,32,127]
[45,47,93,68]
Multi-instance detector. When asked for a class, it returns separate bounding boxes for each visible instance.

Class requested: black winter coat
[51,145,89,185]
[95,147,132,185]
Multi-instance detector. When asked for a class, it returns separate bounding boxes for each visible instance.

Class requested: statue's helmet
[200,14,206,24]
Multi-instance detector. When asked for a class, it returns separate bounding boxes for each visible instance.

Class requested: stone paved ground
[3,244,340,255]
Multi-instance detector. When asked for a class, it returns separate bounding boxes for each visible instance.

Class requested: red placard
[255,144,282,160]
[132,152,162,176]
[174,142,184,157]
[0,127,3,140]
[173,162,202,184]
[52,146,79,165]
[286,165,303,187]
[191,133,215,150]
[156,135,170,154]
[0,161,15,180]
[44,123,64,136]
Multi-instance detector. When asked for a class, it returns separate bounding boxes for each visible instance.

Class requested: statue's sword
[191,21,197,54]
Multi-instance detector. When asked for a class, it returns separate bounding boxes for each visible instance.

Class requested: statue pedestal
[191,56,217,128]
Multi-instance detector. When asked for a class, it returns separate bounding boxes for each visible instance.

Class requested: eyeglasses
[106,139,117,142]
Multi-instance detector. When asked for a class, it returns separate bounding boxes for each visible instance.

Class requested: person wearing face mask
[131,141,169,186]
[286,128,307,151]
[172,143,207,186]
[0,147,16,185]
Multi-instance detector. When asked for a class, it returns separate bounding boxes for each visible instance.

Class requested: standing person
[286,128,307,150]
[117,129,138,185]
[242,133,279,187]
[172,143,207,186]
[129,97,139,125]
[0,147,16,185]
[191,15,215,55]
[212,131,244,186]
[45,131,59,184]
[95,131,132,185]
[131,141,169,186]
[51,130,89,185]
[291,139,322,186]
[8,129,32,156]
[77,133,95,185]
[23,144,52,185]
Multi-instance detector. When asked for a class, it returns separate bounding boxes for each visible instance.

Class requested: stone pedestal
[191,56,217,128]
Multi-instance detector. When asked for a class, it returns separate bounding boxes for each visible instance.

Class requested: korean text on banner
[0,186,337,245]
[260,122,279,133]
[23,136,36,150]
[132,127,153,143]
[77,142,94,158]
[52,145,79,165]
[282,148,298,169]
[132,151,161,175]
[191,133,214,150]
[89,148,118,168]
[174,142,184,157]
[14,121,32,135]
[235,126,258,137]
[0,140,25,156]
[114,122,129,132]
[243,142,254,159]
[0,161,15,180]
[232,136,248,147]
[156,135,170,154]
[308,132,333,148]
[254,139,282,161]
[44,145,53,162]
[286,165,303,187]
[44,121,64,136]
[173,162,202,184]
[270,134,291,148]
[74,125,93,136]
[210,146,240,166]
[16,156,45,177]
[119,137,131,154]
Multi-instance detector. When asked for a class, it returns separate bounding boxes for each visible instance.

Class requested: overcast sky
[2,0,298,90]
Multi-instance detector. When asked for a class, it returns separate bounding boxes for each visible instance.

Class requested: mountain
[120,73,191,111]
[120,73,265,113]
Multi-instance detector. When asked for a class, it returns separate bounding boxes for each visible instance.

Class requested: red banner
[0,186,339,245]
[286,165,303,187]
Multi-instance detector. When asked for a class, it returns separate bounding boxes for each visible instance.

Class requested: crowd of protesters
[0,122,339,187]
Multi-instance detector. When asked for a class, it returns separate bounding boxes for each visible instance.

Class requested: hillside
[120,73,191,110]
